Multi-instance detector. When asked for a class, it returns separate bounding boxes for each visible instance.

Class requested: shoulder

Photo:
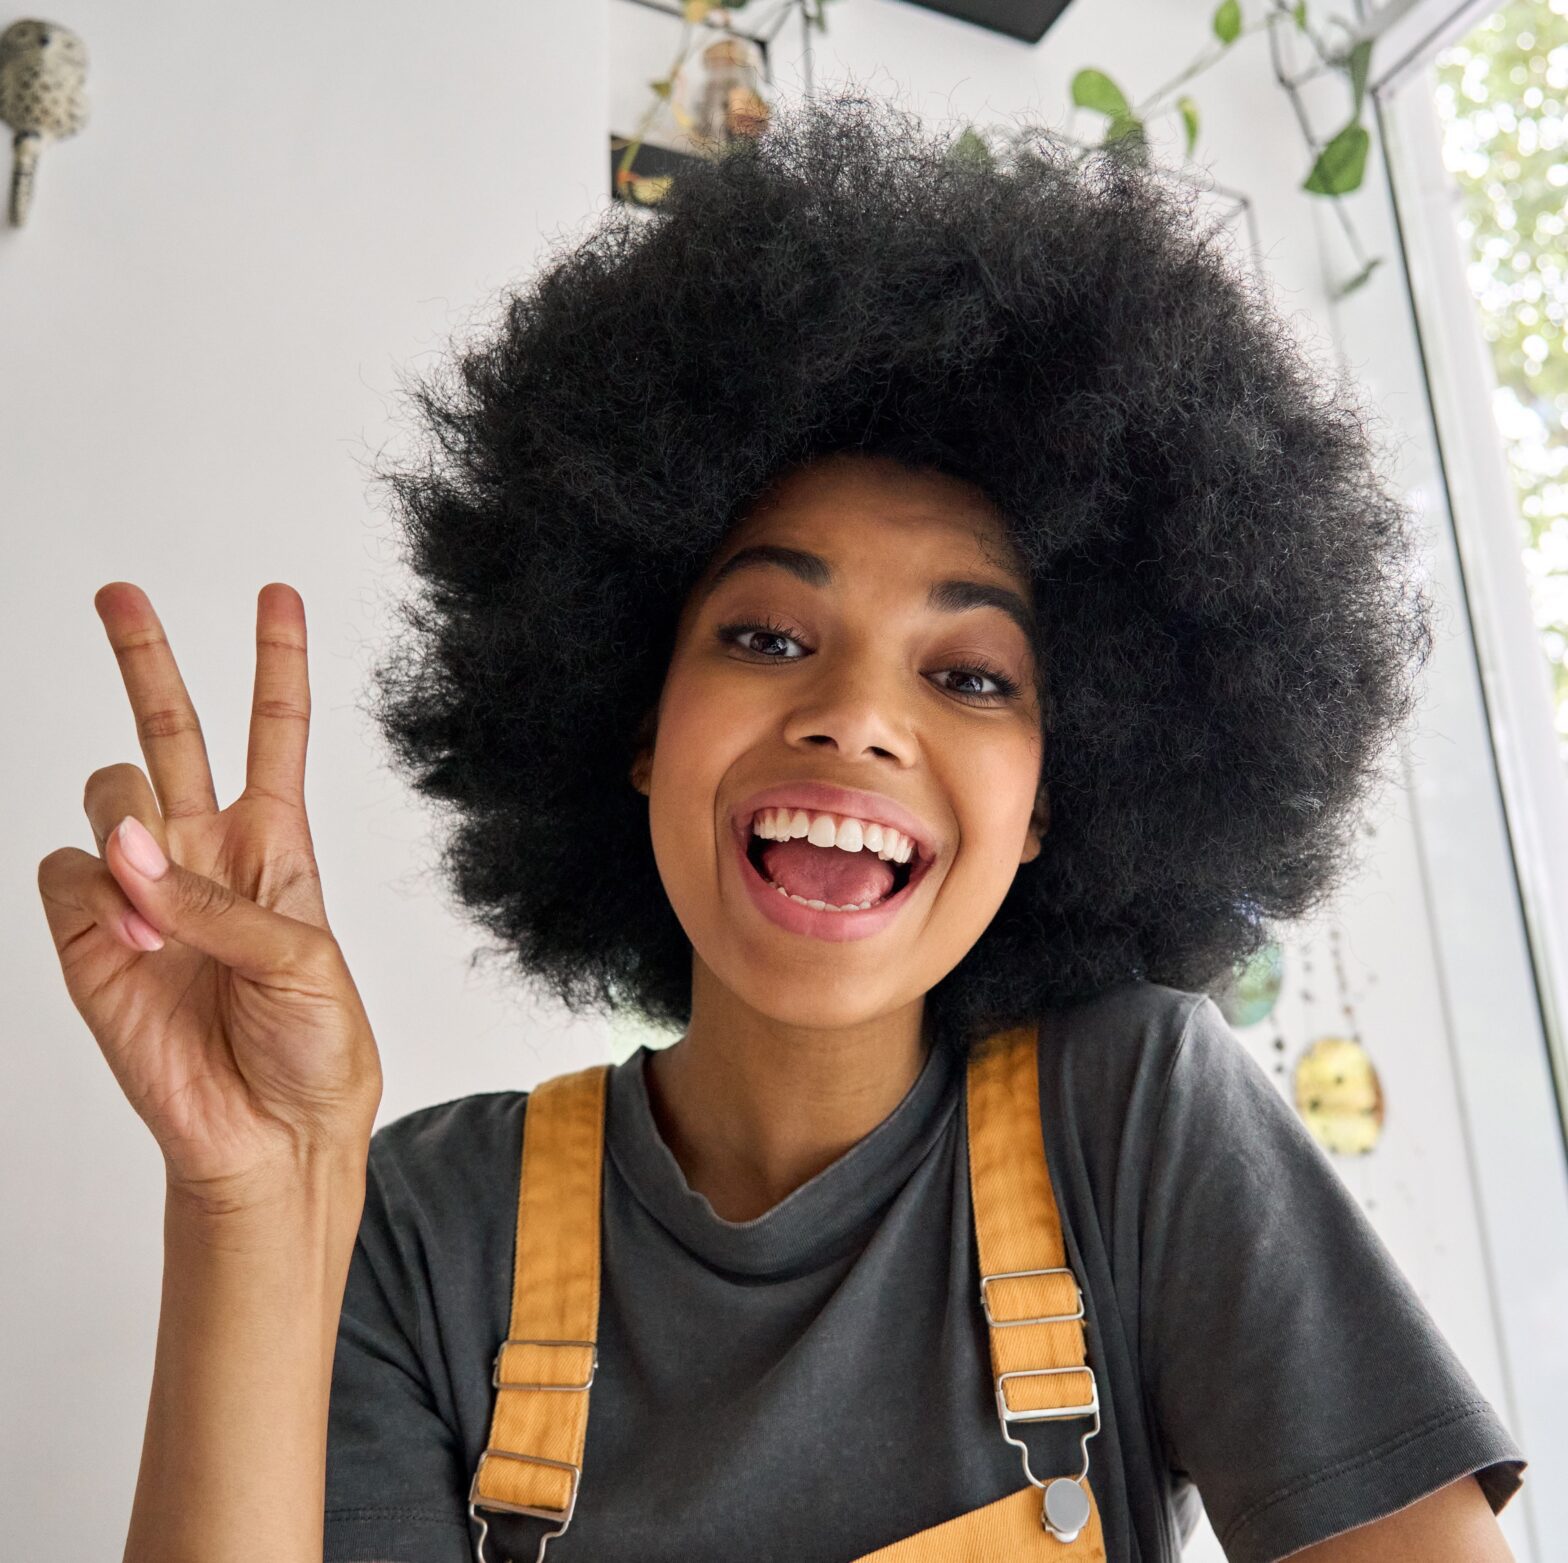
[1034,978,1216,1113]
[365,1087,531,1226]
[372,1084,531,1144]
[371,1085,531,1161]
[1043,979,1212,1048]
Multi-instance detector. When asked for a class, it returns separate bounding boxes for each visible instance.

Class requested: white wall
[4,2,1545,1559]
[3,1,613,1552]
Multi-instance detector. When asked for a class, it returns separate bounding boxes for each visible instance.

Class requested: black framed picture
[893,0,1077,44]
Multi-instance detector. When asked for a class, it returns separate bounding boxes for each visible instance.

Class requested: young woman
[41,93,1525,1563]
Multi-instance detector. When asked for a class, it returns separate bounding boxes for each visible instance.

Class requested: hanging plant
[1063,0,1384,301]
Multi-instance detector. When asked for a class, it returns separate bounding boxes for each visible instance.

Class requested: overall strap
[853,1022,1106,1559]
[973,1019,1107,1551]
[469,1063,610,1563]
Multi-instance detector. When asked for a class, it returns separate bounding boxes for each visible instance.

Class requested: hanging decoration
[1211,920,1387,1157]
[608,0,828,210]
[1292,924,1386,1155]
[1211,933,1294,1089]
[1215,937,1285,1028]
[0,18,90,228]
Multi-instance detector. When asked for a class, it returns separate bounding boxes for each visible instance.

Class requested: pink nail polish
[122,910,164,951]
[117,815,168,879]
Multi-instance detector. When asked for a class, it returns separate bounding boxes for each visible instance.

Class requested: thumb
[107,815,323,985]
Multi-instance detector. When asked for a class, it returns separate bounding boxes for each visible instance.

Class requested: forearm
[122,1145,370,1563]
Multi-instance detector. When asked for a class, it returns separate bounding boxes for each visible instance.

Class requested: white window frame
[1331,2,1568,1552]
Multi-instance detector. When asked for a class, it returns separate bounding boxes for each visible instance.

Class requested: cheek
[654,660,750,766]
[950,732,1045,859]
[645,661,762,850]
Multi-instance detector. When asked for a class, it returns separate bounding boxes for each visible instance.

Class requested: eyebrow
[700,543,1038,643]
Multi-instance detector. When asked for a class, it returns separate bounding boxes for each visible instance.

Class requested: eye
[716,619,1022,706]
[931,661,1022,705]
[721,616,807,662]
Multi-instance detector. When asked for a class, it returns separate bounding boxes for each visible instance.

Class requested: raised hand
[37,582,383,1211]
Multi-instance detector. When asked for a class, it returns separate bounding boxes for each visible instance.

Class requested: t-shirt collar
[606,1037,960,1278]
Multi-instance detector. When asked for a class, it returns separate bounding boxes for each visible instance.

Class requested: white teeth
[750,807,915,863]
[767,883,883,912]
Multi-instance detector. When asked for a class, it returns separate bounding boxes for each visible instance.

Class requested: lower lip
[729,824,932,943]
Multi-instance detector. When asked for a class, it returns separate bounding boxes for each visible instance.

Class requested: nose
[801,731,898,760]
[785,676,913,766]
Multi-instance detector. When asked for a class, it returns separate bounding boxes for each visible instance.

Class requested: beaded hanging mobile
[1213,925,1386,1158]
[1292,925,1385,1157]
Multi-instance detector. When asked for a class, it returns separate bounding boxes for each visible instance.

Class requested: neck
[641,966,932,1223]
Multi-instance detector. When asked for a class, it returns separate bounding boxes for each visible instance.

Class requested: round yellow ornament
[1293,1036,1384,1155]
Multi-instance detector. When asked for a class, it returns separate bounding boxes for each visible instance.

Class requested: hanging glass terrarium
[609,0,828,210]
[670,11,770,150]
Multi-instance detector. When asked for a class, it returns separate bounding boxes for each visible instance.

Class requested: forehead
[682,453,1039,647]
[715,452,1023,574]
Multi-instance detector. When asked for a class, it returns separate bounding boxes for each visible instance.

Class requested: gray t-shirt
[323,982,1526,1563]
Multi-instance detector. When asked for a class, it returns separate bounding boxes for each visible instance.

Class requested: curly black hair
[360,89,1433,1061]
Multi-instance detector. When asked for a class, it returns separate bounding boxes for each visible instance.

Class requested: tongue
[759,839,897,906]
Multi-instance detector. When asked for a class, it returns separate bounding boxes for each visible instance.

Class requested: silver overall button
[1043,1476,1091,1543]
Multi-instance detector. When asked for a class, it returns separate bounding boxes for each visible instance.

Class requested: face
[630,451,1049,1032]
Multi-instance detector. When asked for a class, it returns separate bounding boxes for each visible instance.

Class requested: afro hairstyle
[361,89,1433,1061]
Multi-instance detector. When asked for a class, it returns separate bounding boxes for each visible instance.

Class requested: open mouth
[742,829,922,911]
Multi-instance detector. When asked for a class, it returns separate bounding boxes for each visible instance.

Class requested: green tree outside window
[1433,0,1568,761]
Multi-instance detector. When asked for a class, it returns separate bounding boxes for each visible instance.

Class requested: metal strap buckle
[469,1450,581,1563]
[995,1363,1100,1424]
[979,1265,1085,1328]
[991,1379,1102,1537]
[491,1336,598,1391]
[979,1263,1102,1538]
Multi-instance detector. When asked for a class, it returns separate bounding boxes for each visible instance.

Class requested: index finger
[93,583,220,823]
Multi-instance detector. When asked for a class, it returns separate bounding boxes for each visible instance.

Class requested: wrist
[165,1136,371,1244]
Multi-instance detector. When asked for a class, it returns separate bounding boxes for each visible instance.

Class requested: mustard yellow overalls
[468,1022,1109,1562]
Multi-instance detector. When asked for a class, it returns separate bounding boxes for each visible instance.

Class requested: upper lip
[730,781,941,863]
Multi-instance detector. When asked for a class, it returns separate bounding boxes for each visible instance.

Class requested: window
[1333,1,1568,1552]
[1431,1,1568,757]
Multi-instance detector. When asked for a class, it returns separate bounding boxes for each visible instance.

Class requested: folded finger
[37,844,164,955]
[83,763,165,860]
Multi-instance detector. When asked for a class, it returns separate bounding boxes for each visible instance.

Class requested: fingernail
[117,816,168,879]
[122,910,164,951]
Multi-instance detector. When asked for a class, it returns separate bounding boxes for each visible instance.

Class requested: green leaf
[1292,0,1307,26]
[1303,122,1369,194]
[1213,0,1242,45]
[650,77,673,100]
[1176,95,1200,156]
[1072,68,1130,120]
[946,126,994,168]
[1346,38,1372,116]
[1333,255,1383,300]
[1105,115,1148,164]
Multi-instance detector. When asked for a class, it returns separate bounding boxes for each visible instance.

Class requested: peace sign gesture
[37,583,383,1212]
